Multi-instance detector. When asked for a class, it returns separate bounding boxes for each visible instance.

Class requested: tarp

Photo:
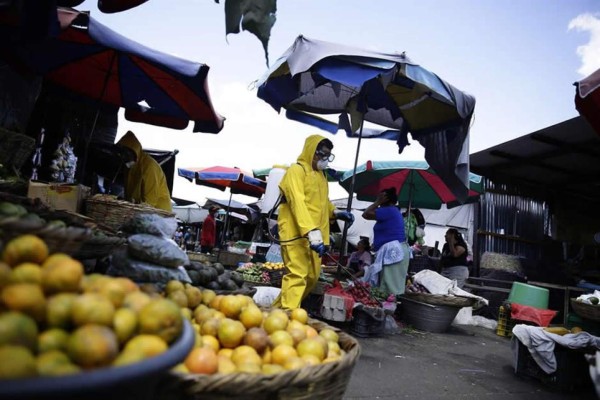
[172,203,207,224]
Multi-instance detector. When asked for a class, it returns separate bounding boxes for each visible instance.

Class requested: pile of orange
[0,234,184,380]
[165,279,345,375]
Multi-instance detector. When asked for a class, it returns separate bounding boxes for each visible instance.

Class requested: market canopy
[575,67,600,138]
[252,166,346,182]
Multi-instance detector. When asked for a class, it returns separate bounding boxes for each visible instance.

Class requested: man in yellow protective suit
[116,131,172,212]
[273,134,354,310]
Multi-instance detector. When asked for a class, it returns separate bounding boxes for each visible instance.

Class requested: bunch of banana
[543,326,584,335]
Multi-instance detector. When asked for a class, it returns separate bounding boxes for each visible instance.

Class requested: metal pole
[337,116,365,277]
[78,52,117,183]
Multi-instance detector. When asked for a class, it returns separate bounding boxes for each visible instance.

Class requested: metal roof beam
[530,134,600,159]
[488,150,576,176]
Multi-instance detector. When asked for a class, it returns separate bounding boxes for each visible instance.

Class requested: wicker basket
[570,298,600,322]
[214,250,252,267]
[321,265,339,275]
[84,195,174,231]
[402,292,477,308]
[0,127,35,171]
[187,252,217,263]
[0,217,92,256]
[155,319,360,400]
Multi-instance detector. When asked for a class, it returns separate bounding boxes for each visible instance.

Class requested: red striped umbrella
[575,67,600,138]
[339,160,483,210]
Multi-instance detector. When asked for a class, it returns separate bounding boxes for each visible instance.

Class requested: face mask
[316,159,329,170]
[125,161,136,168]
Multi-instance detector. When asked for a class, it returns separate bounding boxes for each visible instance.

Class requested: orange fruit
[122,291,152,313]
[2,235,48,267]
[319,328,339,343]
[0,345,37,379]
[122,334,168,357]
[283,356,306,370]
[93,278,128,308]
[217,319,245,348]
[200,318,221,336]
[218,348,233,358]
[263,313,288,334]
[1,283,46,322]
[209,295,223,310]
[41,253,72,269]
[201,335,220,352]
[41,257,84,294]
[219,295,244,319]
[239,305,263,329]
[138,298,183,344]
[184,347,218,374]
[201,289,216,306]
[9,263,42,284]
[288,327,307,346]
[0,311,38,351]
[297,338,326,361]
[71,293,115,327]
[230,345,261,366]
[46,293,77,329]
[38,328,69,353]
[262,363,285,374]
[113,277,139,294]
[291,308,309,324]
[243,327,269,354]
[217,354,237,373]
[270,344,297,366]
[301,354,321,366]
[305,325,318,338]
[165,280,185,295]
[0,262,11,288]
[113,308,138,344]
[269,330,294,347]
[193,305,213,324]
[167,290,188,308]
[67,325,119,369]
[184,286,203,309]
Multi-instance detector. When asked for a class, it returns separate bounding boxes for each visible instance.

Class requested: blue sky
[77,0,600,202]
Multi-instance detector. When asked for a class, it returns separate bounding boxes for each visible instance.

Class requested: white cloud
[569,13,600,76]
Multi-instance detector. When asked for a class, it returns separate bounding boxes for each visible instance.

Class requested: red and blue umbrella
[1,7,224,133]
[178,166,266,199]
[339,160,483,210]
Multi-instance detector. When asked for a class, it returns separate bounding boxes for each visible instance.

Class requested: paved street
[343,324,596,399]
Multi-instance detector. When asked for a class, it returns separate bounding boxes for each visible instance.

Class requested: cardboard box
[321,294,348,322]
[27,181,91,213]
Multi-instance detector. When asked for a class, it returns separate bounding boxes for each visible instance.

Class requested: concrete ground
[342,323,597,400]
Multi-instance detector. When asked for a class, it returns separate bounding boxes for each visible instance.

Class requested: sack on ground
[120,213,178,238]
[128,234,189,268]
[108,247,191,284]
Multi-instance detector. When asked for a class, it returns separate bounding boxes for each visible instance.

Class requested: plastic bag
[128,234,189,268]
[120,213,178,238]
[108,247,191,284]
[384,315,399,334]
[252,286,281,307]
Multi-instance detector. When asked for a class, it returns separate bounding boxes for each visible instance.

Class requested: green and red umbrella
[339,160,483,210]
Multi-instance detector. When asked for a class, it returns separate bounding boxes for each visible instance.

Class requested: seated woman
[440,228,469,288]
[346,237,372,278]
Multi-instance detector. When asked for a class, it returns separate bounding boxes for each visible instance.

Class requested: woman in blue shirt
[362,188,410,295]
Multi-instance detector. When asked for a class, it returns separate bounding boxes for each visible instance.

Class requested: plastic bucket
[507,282,549,309]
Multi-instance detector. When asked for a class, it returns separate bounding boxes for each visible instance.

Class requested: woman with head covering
[362,188,410,295]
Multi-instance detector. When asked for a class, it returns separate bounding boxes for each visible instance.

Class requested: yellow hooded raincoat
[273,134,336,309]
[116,131,172,212]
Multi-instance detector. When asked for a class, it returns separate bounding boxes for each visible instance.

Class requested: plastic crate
[514,339,593,391]
[350,305,385,338]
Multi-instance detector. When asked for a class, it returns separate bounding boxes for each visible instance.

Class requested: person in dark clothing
[440,228,469,288]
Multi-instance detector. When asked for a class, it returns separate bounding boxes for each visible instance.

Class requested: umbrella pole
[337,116,365,276]
[77,52,117,184]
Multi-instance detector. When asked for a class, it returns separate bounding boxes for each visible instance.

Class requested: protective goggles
[315,150,335,162]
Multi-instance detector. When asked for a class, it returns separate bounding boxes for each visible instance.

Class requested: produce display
[160,279,346,375]
[236,262,285,285]
[184,261,246,292]
[543,326,584,335]
[0,234,185,380]
[344,281,381,307]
